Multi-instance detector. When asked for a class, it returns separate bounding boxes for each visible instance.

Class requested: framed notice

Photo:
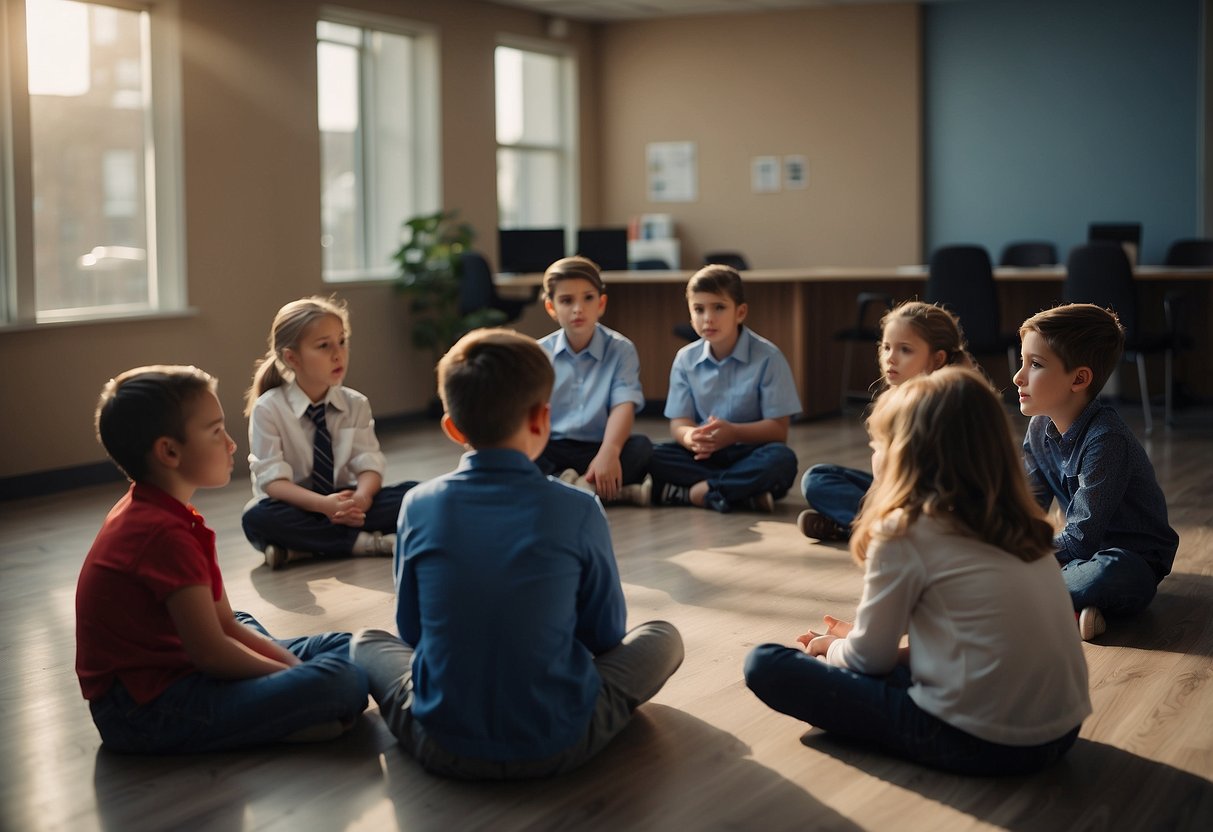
[647,141,697,202]
[751,156,780,193]
[784,155,808,189]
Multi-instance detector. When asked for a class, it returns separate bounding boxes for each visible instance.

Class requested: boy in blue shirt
[649,265,801,512]
[537,256,652,506]
[1014,304,1179,641]
[350,329,683,779]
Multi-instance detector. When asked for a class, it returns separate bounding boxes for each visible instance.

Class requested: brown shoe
[797,509,847,541]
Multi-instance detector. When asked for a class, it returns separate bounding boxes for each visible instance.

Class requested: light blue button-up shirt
[539,323,645,442]
[664,326,802,424]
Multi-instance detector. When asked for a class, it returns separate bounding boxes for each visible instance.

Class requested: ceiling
[486,0,953,24]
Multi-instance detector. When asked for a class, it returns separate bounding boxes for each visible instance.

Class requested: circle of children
[76,258,1178,779]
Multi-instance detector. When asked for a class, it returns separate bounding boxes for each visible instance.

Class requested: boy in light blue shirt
[350,329,682,779]
[537,256,652,506]
[649,265,801,513]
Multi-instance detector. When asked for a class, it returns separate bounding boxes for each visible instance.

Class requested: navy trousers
[536,435,653,485]
[242,480,416,556]
[648,441,798,507]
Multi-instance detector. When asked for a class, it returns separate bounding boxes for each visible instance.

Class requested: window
[2,0,185,324]
[495,42,576,233]
[317,11,438,282]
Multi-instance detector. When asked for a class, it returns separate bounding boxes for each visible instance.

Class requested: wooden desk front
[497,267,1213,419]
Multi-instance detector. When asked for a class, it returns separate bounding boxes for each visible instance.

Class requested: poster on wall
[647,141,697,202]
[784,155,808,189]
[751,156,780,193]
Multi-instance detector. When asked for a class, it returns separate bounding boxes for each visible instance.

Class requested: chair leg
[839,341,854,412]
[1165,348,1173,427]
[1135,353,1152,435]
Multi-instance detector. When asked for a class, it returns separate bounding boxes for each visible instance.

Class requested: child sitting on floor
[1014,303,1179,641]
[350,329,683,779]
[77,365,368,753]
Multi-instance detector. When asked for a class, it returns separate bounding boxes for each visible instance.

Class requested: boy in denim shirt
[1014,304,1179,641]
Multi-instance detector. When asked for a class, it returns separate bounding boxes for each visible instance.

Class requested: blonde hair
[850,366,1054,565]
[245,296,350,416]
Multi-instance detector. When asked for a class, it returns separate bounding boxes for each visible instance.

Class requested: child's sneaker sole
[797,509,847,541]
[1079,606,1106,641]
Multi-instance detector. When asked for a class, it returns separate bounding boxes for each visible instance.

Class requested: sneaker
[1079,607,1107,642]
[658,482,691,506]
[264,544,308,570]
[558,468,580,484]
[797,509,848,541]
[745,492,775,513]
[616,475,653,507]
[353,530,395,557]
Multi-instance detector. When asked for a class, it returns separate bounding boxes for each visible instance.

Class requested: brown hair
[872,300,981,395]
[1019,303,1125,397]
[245,296,350,416]
[96,365,217,482]
[686,264,745,305]
[850,366,1055,565]
[437,328,554,447]
[543,255,605,298]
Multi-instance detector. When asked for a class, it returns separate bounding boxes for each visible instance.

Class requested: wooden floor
[3,405,1213,831]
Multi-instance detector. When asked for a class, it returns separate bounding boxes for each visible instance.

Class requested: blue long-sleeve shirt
[1022,398,1178,579]
[395,448,627,761]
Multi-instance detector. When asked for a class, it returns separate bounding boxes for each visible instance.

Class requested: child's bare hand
[322,491,365,527]
[688,416,735,459]
[796,630,837,657]
[823,615,853,637]
[585,455,623,503]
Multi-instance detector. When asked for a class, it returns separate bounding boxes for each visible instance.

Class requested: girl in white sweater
[745,366,1091,775]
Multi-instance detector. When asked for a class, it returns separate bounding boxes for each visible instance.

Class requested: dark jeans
[242,480,416,555]
[800,463,873,529]
[1060,547,1159,615]
[648,441,798,507]
[536,435,653,485]
[744,643,1080,776]
[88,613,368,754]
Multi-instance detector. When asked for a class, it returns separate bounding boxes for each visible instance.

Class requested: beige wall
[598,4,921,268]
[0,0,922,483]
[0,0,596,481]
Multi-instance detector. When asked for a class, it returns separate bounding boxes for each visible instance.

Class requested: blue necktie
[307,403,334,494]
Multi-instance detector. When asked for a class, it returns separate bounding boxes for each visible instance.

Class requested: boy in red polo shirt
[76,365,367,753]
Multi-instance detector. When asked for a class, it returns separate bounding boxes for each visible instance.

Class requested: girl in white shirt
[746,366,1090,775]
[241,296,416,569]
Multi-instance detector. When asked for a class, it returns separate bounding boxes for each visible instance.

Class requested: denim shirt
[1023,398,1178,579]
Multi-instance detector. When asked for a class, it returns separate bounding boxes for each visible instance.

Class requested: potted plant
[393,210,508,365]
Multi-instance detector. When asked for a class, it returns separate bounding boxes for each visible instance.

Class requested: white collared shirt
[246,381,386,503]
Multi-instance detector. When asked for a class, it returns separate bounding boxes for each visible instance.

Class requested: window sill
[0,306,200,334]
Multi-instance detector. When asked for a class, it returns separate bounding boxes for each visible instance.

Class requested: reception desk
[497,266,1213,419]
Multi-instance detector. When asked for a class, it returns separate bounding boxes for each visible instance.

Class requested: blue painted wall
[925,0,1201,265]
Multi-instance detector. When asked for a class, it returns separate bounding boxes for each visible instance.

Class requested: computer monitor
[497,228,566,274]
[576,227,630,272]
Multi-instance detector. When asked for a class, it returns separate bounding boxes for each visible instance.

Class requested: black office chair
[1164,238,1213,266]
[458,251,530,326]
[926,245,1018,384]
[1064,242,1175,433]
[701,251,749,270]
[632,258,671,270]
[1089,222,1142,266]
[834,291,894,409]
[999,241,1058,267]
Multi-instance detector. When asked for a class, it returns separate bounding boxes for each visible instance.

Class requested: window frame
[317,5,440,284]
[0,0,185,327]
[494,34,578,244]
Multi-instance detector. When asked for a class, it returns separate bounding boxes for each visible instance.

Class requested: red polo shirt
[75,482,224,704]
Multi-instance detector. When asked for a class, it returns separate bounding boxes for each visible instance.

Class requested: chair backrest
[1088,222,1142,266]
[1164,238,1213,267]
[632,258,670,270]
[458,251,496,317]
[702,251,749,270]
[999,241,1058,267]
[925,245,1002,351]
[1064,242,1138,339]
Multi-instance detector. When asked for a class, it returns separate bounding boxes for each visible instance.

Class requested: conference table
[496,265,1213,420]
